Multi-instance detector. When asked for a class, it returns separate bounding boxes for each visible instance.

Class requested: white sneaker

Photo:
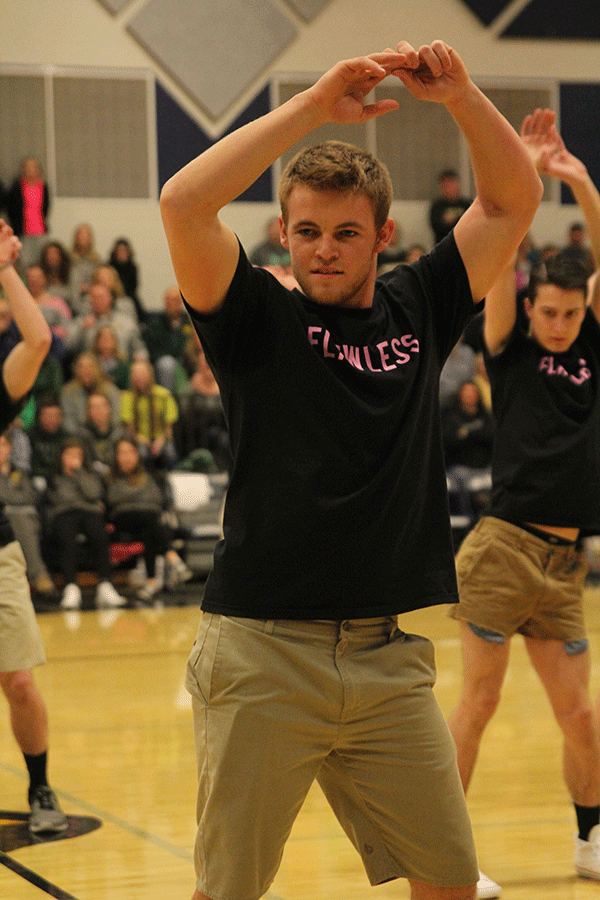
[137,578,162,602]
[575,823,600,879]
[95,580,126,608]
[477,871,501,899]
[166,558,194,590]
[127,558,147,588]
[60,583,82,610]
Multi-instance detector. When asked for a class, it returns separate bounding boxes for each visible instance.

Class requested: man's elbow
[35,328,52,359]
[160,171,198,212]
[516,170,544,226]
[484,171,543,231]
[526,172,544,217]
[160,179,198,234]
[159,178,177,221]
[26,332,53,379]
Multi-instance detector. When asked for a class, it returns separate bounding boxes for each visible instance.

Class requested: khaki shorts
[185,614,478,900]
[0,541,45,672]
[450,516,588,642]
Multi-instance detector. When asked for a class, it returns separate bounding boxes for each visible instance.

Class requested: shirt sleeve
[182,241,290,388]
[0,370,26,432]
[382,232,481,367]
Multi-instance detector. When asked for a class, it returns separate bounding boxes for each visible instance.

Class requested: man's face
[23,158,41,181]
[525,283,586,353]
[62,445,84,474]
[280,186,392,310]
[90,284,113,317]
[39,406,62,433]
[116,440,139,475]
[87,394,111,429]
[76,357,97,387]
[440,176,460,201]
[26,266,46,297]
[569,226,585,247]
[131,362,151,392]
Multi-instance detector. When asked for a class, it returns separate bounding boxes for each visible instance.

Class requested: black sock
[24,751,49,800]
[575,803,600,841]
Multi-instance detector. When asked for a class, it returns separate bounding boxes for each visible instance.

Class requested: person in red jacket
[6,157,50,273]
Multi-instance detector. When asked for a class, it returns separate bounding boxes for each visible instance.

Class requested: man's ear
[279,215,289,250]
[523,297,532,319]
[375,218,395,254]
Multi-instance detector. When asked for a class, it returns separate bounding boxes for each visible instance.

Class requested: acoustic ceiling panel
[127,0,297,119]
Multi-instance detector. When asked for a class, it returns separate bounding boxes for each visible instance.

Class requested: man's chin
[295,277,342,306]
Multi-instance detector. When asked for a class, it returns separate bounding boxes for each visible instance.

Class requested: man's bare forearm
[0,264,50,353]
[0,263,51,400]
[446,82,542,219]
[568,172,600,269]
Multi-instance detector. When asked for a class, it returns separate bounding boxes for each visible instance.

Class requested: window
[0,66,154,199]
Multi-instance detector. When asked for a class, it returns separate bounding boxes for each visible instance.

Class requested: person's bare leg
[525,637,600,807]
[0,669,48,755]
[447,621,511,792]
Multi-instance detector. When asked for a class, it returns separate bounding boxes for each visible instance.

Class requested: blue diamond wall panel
[502,0,600,38]
[456,0,514,26]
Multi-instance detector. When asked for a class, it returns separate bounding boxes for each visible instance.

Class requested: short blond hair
[278,141,392,232]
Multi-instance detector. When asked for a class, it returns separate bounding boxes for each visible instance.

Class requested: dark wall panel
[502,0,600,39]
[456,0,513,26]
[559,83,600,205]
[156,82,273,201]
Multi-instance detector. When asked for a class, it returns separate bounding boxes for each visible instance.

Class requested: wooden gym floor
[2,581,600,899]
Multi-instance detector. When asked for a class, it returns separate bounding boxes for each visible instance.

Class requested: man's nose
[316,236,338,260]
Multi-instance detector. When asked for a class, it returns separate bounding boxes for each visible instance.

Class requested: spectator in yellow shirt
[120,359,178,470]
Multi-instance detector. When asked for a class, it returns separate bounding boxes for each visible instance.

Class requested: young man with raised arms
[160,40,542,900]
[0,219,68,834]
[448,110,600,895]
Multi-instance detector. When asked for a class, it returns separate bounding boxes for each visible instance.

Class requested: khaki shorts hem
[0,541,45,672]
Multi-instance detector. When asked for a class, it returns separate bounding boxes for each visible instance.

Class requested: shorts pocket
[185,613,220,704]
[455,528,495,587]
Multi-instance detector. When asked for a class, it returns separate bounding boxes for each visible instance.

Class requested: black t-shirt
[485,309,600,531]
[185,233,478,619]
[0,373,24,545]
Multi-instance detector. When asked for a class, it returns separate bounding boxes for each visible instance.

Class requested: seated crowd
[0,222,230,608]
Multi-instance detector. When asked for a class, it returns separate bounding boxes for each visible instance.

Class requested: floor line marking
[0,850,81,900]
[0,761,194,862]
